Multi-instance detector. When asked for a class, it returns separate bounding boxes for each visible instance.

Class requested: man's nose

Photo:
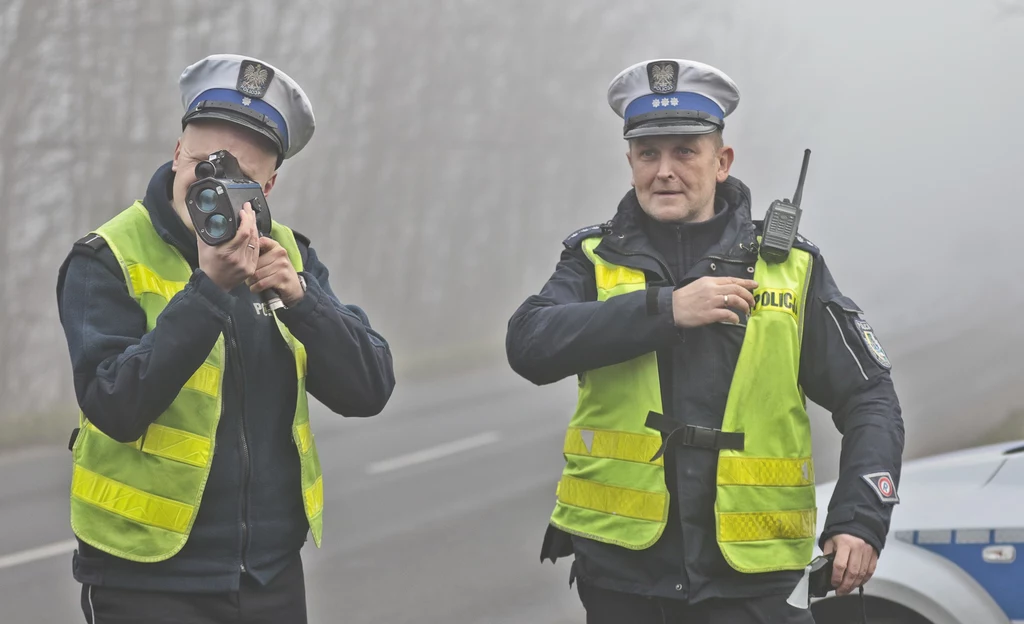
[656,157,675,179]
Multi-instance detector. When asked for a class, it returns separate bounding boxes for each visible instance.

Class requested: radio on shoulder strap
[760,149,812,264]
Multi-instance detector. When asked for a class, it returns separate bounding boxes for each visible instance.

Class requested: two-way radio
[760,149,811,264]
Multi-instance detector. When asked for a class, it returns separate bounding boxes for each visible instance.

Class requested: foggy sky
[0,0,1021,434]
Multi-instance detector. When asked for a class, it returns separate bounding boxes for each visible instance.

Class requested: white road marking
[1,434,504,568]
[0,539,77,571]
[366,432,501,475]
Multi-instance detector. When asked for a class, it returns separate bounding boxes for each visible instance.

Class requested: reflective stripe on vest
[72,465,194,533]
[549,234,815,573]
[69,202,323,562]
[715,244,816,572]
[548,236,669,550]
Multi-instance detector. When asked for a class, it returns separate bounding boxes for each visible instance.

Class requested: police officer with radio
[506,59,904,622]
[56,54,395,623]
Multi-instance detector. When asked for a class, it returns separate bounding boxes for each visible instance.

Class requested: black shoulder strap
[74,233,107,251]
[793,233,819,255]
[69,232,121,279]
[562,223,609,250]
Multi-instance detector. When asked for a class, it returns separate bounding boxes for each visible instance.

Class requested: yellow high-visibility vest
[550,235,816,573]
[69,202,323,562]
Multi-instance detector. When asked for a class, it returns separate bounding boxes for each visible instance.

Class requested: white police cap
[179,54,315,163]
[607,59,740,139]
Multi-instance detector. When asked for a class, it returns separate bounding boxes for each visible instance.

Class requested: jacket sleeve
[799,252,905,554]
[275,244,395,417]
[57,245,235,443]
[505,242,680,386]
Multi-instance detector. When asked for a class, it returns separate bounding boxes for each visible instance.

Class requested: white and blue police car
[810,439,1024,624]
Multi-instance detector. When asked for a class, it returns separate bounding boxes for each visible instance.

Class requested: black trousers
[577,581,816,624]
[80,556,307,624]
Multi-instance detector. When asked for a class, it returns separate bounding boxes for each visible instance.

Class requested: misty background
[3,0,1024,446]
[0,1,1022,622]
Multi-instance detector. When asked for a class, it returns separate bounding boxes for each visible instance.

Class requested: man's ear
[716,146,735,183]
[172,138,183,173]
[263,172,278,197]
[626,149,635,187]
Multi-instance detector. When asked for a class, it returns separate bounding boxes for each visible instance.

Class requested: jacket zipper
[676,227,684,285]
[225,316,251,574]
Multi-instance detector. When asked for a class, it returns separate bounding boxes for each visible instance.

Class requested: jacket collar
[596,176,759,281]
[143,161,201,267]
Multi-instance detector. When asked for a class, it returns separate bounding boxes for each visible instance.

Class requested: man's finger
[867,551,878,580]
[725,284,756,310]
[839,547,866,596]
[229,206,252,249]
[713,308,741,325]
[250,273,284,294]
[729,298,751,316]
[251,262,281,285]
[822,539,836,556]
[722,293,751,316]
[258,236,279,253]
[239,203,254,230]
[859,547,874,585]
[246,206,259,243]
[855,546,875,587]
[254,251,272,270]
[724,277,758,290]
[831,543,849,591]
[254,237,274,268]
[249,265,279,293]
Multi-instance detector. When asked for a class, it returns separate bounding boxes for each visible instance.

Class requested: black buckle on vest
[684,425,720,449]
[645,412,744,461]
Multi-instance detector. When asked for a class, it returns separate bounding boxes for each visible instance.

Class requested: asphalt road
[0,316,1021,623]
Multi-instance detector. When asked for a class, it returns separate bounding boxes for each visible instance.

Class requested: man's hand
[249,236,304,307]
[671,276,758,328]
[198,202,259,292]
[823,534,878,596]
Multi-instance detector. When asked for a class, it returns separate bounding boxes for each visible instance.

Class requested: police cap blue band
[187,88,290,152]
[624,91,725,125]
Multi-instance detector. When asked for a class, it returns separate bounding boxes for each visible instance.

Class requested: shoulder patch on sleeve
[562,223,609,249]
[74,233,107,251]
[862,471,899,504]
[855,318,891,369]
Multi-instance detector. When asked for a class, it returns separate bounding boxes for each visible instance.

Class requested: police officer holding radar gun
[506,59,905,623]
[56,54,395,623]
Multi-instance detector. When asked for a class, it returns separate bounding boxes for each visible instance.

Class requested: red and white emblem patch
[862,471,899,504]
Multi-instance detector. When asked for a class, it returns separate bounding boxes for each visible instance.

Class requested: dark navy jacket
[506,178,904,603]
[57,162,395,593]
